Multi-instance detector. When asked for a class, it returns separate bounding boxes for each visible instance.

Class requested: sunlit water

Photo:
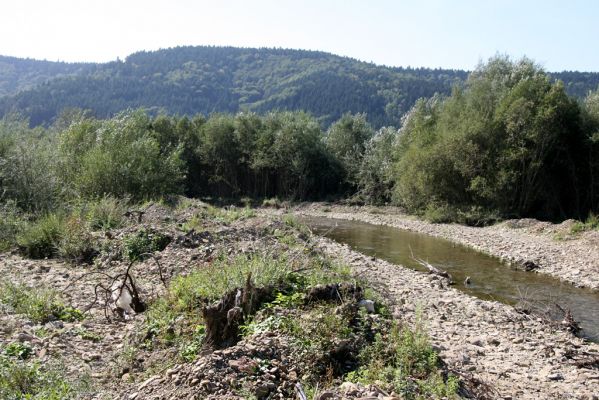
[302,216,599,342]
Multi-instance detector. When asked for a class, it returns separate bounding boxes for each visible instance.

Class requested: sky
[0,0,597,71]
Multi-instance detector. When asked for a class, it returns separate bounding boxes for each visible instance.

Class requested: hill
[0,46,597,127]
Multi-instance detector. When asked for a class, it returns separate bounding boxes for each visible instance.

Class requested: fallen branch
[409,245,452,282]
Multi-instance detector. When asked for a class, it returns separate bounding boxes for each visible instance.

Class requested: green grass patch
[346,319,459,399]
[16,213,97,262]
[3,343,33,360]
[0,357,86,399]
[0,281,84,323]
[571,212,599,234]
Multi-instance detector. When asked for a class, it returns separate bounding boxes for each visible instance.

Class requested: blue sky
[0,0,597,71]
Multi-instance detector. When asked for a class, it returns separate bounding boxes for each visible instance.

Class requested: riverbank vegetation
[1,56,598,237]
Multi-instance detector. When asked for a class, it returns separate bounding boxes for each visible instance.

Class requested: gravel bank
[317,236,599,399]
[293,204,599,290]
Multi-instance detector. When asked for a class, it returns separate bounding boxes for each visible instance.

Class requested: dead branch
[409,245,452,282]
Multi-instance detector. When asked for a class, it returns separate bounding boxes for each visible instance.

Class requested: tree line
[1,56,598,225]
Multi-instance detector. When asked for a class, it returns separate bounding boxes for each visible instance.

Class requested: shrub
[16,213,96,262]
[56,216,97,263]
[0,201,25,252]
[347,320,459,399]
[59,111,186,201]
[3,342,33,360]
[16,214,65,259]
[85,195,128,230]
[123,228,170,261]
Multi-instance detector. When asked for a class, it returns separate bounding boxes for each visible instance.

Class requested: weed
[181,214,203,232]
[16,213,65,259]
[204,205,256,224]
[0,357,87,399]
[261,197,281,209]
[85,195,128,230]
[571,213,599,234]
[346,320,459,399]
[3,343,33,360]
[0,281,84,323]
[73,328,102,342]
[56,216,97,263]
[123,228,170,261]
[179,325,206,362]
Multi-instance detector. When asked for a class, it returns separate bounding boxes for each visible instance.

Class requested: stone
[315,391,337,400]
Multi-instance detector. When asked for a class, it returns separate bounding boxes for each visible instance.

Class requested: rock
[315,391,338,400]
[254,383,272,398]
[546,372,564,381]
[358,299,375,313]
[340,382,359,396]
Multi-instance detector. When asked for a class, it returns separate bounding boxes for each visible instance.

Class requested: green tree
[326,113,374,188]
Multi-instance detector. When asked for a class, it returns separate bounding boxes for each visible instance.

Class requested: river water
[302,216,599,342]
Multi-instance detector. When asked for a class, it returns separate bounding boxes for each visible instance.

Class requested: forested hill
[0,55,93,97]
[0,46,597,127]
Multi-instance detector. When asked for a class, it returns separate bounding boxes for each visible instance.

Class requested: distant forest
[1,55,599,230]
[1,46,598,128]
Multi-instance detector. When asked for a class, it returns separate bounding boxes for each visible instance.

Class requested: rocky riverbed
[290,203,599,290]
[2,200,599,399]
[315,237,599,399]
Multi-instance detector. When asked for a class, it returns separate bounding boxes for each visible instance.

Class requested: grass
[0,357,87,400]
[570,212,599,234]
[0,281,84,323]
[3,343,33,360]
[16,213,65,259]
[142,250,353,361]
[205,205,256,224]
[16,212,97,262]
[83,195,128,231]
[346,318,459,399]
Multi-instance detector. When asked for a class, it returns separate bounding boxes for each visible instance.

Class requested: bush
[56,216,97,263]
[3,342,33,360]
[123,228,170,261]
[0,201,25,252]
[393,56,591,221]
[347,320,459,399]
[85,195,128,230]
[16,214,65,259]
[59,111,186,201]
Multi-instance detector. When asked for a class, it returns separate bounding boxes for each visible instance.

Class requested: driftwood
[555,303,581,334]
[60,253,170,320]
[409,246,452,283]
[522,260,540,271]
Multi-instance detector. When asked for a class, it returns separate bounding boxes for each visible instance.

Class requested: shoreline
[313,231,599,399]
[289,203,599,291]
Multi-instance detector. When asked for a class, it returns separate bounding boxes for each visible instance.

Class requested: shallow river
[302,216,599,342]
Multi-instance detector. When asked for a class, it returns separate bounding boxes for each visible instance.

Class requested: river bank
[289,203,599,290]
[314,235,599,399]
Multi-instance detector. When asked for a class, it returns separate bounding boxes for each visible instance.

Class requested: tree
[326,113,374,189]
